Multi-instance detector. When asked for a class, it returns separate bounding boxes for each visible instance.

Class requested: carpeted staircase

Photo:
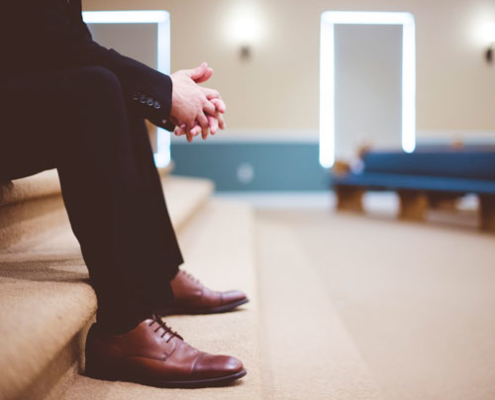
[0,168,383,400]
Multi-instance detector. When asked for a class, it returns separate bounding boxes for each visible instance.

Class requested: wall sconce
[484,23,495,63]
[225,3,264,61]
[232,14,257,61]
[240,45,252,60]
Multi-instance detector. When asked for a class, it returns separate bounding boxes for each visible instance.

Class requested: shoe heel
[85,354,123,382]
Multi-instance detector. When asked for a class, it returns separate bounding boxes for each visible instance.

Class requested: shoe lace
[149,315,183,342]
[181,270,201,285]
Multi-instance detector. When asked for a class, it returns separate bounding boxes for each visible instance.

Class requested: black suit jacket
[1,0,174,130]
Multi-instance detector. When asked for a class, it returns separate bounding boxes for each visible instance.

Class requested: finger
[194,67,213,84]
[175,124,187,136]
[202,88,220,100]
[211,98,226,113]
[207,115,219,135]
[217,112,226,130]
[186,129,194,142]
[202,99,217,116]
[174,126,184,136]
[190,125,202,137]
[197,112,209,138]
[184,62,208,80]
[184,117,196,133]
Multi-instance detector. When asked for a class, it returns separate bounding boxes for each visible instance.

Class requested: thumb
[185,62,208,80]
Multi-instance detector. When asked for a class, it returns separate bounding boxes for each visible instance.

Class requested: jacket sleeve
[38,0,175,130]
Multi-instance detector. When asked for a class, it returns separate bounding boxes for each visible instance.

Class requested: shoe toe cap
[222,290,248,305]
[193,353,244,379]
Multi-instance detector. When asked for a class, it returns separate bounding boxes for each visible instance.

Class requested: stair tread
[256,218,383,400]
[0,166,177,250]
[165,176,214,231]
[0,170,61,207]
[60,199,262,400]
[0,175,213,400]
[0,163,175,208]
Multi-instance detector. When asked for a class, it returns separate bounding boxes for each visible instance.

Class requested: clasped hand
[169,62,226,143]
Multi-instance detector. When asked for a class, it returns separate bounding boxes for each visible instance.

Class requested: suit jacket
[1,0,174,131]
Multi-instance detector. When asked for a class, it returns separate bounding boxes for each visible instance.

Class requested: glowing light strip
[320,11,416,168]
[82,11,172,167]
[82,10,169,24]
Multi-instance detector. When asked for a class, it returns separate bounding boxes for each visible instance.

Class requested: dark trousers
[0,66,183,331]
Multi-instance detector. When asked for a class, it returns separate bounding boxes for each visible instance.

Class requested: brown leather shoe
[165,270,249,315]
[85,315,246,388]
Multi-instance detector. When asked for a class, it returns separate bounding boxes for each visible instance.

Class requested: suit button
[132,91,140,100]
[147,97,154,106]
[154,101,161,109]
[140,94,147,104]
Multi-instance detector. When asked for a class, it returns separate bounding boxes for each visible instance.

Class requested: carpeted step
[0,170,65,250]
[0,165,176,251]
[165,175,214,231]
[58,199,262,400]
[0,174,214,400]
[256,217,383,400]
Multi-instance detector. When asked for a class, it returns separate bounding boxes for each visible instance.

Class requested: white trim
[214,191,333,209]
[170,129,320,144]
[82,10,169,24]
[82,10,172,167]
[169,128,495,146]
[320,11,417,167]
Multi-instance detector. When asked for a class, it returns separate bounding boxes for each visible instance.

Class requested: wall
[82,0,495,191]
[83,0,495,138]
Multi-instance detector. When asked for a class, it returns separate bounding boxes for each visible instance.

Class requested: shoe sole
[86,368,247,388]
[164,298,250,315]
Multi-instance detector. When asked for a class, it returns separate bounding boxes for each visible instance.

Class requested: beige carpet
[0,175,215,400]
[61,199,263,400]
[256,207,495,400]
[256,218,383,400]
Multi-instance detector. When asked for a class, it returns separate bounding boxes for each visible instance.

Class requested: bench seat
[334,172,495,195]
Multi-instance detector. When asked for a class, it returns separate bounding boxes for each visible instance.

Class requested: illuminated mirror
[320,12,416,167]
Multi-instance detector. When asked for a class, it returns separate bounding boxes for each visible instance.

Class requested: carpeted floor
[256,205,495,400]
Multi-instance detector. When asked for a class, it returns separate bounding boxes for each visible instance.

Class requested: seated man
[0,0,248,389]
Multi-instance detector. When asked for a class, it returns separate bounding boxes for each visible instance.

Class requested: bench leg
[398,191,429,221]
[479,195,495,232]
[335,186,364,213]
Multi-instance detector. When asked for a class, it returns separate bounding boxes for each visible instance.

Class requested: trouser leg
[0,67,182,331]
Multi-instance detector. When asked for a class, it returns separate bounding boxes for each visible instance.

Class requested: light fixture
[82,10,172,167]
[319,11,417,168]
[483,23,495,63]
[225,3,264,60]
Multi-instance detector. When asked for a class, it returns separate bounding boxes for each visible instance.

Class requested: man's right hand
[169,63,219,135]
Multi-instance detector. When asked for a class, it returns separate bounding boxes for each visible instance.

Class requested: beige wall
[83,0,495,139]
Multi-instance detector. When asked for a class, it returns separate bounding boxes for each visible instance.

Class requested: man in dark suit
[0,0,248,388]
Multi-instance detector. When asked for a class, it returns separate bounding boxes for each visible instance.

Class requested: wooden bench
[332,150,495,231]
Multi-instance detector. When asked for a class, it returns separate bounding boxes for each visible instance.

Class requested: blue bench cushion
[363,152,495,181]
[334,172,495,195]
